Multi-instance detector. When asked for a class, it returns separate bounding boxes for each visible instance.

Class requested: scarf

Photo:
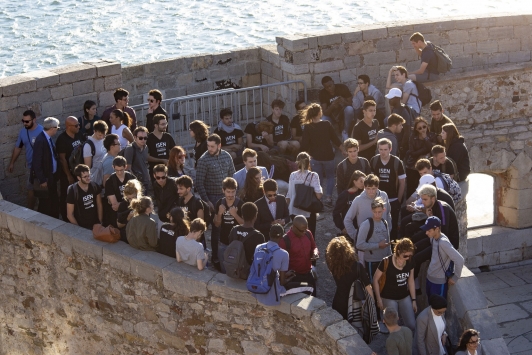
[218,120,241,134]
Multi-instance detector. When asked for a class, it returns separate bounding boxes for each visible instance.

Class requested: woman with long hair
[442,123,470,181]
[326,236,374,322]
[456,329,482,355]
[126,196,158,251]
[158,207,191,258]
[109,109,134,149]
[189,120,210,166]
[176,218,209,270]
[117,179,143,240]
[286,152,322,238]
[372,238,417,332]
[167,146,187,178]
[239,167,264,203]
[405,117,438,197]
[79,100,100,137]
[300,103,345,206]
[333,170,366,237]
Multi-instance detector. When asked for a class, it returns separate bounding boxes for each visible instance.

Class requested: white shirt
[431,308,446,355]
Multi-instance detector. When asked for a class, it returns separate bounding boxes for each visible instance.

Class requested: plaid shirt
[196,150,235,200]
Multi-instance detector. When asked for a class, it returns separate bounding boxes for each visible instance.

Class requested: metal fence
[131,81,307,148]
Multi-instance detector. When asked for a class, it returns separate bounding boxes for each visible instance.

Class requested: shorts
[416,71,439,83]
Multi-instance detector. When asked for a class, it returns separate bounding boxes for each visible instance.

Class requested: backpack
[246,244,280,295]
[224,229,260,280]
[199,199,213,227]
[434,172,462,202]
[360,218,388,255]
[428,41,452,74]
[120,144,143,182]
[68,139,95,175]
[341,158,368,177]
[411,81,432,107]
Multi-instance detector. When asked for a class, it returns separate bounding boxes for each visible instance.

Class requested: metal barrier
[130,81,307,148]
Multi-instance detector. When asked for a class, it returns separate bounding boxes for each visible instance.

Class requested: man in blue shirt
[7,110,44,209]
[232,148,268,193]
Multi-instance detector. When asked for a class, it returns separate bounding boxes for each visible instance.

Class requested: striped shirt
[196,150,235,200]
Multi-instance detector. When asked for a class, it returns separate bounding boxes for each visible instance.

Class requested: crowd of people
[7,31,477,354]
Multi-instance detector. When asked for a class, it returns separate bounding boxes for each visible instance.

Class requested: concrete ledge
[102,241,141,274]
[290,295,327,318]
[207,273,257,305]
[450,268,488,318]
[311,307,344,331]
[24,213,66,245]
[129,250,174,283]
[162,261,215,298]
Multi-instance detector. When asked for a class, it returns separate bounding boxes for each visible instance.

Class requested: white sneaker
[342,130,349,141]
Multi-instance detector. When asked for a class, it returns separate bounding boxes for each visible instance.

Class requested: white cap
[385,88,402,99]
[416,174,435,193]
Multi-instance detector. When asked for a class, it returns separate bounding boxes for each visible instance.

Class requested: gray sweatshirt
[343,190,392,239]
[356,218,392,262]
[427,234,464,284]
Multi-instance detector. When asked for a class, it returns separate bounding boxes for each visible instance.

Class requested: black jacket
[32,131,57,184]
[153,177,179,223]
[406,132,437,168]
[447,137,470,181]
[254,194,290,239]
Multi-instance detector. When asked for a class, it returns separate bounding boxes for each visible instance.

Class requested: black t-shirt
[421,44,439,74]
[378,255,414,300]
[104,172,136,203]
[117,200,132,226]
[66,183,101,229]
[56,132,83,175]
[266,114,291,142]
[370,155,405,199]
[290,115,304,138]
[157,223,177,258]
[352,119,380,161]
[319,84,351,106]
[430,158,456,176]
[147,132,176,170]
[331,261,371,320]
[245,122,268,146]
[194,140,208,166]
[227,225,265,265]
[214,128,244,147]
[215,197,244,245]
[301,120,342,161]
[178,195,204,221]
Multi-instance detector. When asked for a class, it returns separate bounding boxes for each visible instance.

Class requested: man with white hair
[32,117,61,218]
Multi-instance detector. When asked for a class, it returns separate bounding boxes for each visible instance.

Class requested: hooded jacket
[447,137,470,181]
[343,189,392,239]
[375,128,399,156]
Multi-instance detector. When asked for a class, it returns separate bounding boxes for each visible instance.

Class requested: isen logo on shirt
[155,142,166,148]
[274,126,283,134]
[82,195,93,202]
[225,135,236,144]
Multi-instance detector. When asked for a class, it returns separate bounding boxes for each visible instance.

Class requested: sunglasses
[148,99,156,103]
[417,125,427,131]
[401,254,413,259]
[155,176,167,180]
[21,119,32,124]
[468,339,480,344]
[136,136,147,140]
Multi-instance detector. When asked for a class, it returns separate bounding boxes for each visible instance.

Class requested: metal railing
[131,81,307,148]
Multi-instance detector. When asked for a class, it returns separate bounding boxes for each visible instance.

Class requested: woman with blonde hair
[300,103,345,206]
[116,179,143,243]
[442,123,470,181]
[126,196,158,251]
[239,167,264,202]
[286,152,322,238]
[372,238,417,332]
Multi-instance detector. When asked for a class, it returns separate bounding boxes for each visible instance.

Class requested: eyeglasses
[21,119,32,124]
[417,125,427,131]
[148,99,155,103]
[266,193,277,198]
[468,339,480,344]
[155,176,167,180]
[121,97,129,101]
[401,254,413,259]
[136,136,147,140]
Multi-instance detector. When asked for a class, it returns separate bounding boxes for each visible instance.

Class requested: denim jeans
[310,158,336,198]
[382,296,416,332]
[207,193,224,262]
[217,242,228,274]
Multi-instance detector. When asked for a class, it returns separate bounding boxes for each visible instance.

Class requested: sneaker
[342,130,349,141]
[379,321,389,334]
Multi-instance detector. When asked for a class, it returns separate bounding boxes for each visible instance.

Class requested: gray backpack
[224,229,257,280]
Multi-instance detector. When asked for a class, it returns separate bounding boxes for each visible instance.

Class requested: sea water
[0,0,527,77]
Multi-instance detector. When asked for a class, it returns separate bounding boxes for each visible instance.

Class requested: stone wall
[0,60,122,205]
[0,198,373,355]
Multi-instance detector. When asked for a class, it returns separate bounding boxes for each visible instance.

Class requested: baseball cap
[420,216,442,231]
[416,175,436,193]
[385,88,402,99]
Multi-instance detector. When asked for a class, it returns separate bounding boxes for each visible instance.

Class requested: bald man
[56,116,83,221]
[278,215,319,296]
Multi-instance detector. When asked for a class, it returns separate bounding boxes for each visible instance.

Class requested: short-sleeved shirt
[158,223,178,258]
[213,128,244,147]
[104,171,136,203]
[278,230,317,275]
[378,255,414,300]
[102,153,115,177]
[421,44,439,74]
[352,119,380,161]
[175,236,205,267]
[245,123,268,146]
[252,241,289,306]
[78,116,100,137]
[370,155,406,200]
[319,84,352,107]
[215,198,244,245]
[266,114,291,142]
[290,115,304,138]
[66,183,101,229]
[228,226,265,265]
[147,132,176,171]
[83,136,106,164]
[430,158,456,176]
[177,195,204,221]
[402,80,421,114]
[15,125,44,169]
[124,143,150,186]
[55,131,83,175]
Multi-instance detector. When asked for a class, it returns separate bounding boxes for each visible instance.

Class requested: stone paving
[476,264,532,355]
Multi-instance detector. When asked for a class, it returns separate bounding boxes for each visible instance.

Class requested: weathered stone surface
[129,251,174,283]
[51,63,97,84]
[325,320,358,341]
[24,213,66,245]
[207,273,257,305]
[311,308,344,331]
[337,334,373,355]
[83,59,121,77]
[290,296,326,318]
[162,261,215,298]
[0,75,37,96]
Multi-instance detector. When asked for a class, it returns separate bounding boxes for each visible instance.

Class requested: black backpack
[68,140,95,174]
[362,218,388,255]
[412,81,432,107]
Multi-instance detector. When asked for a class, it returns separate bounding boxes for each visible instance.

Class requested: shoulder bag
[293,172,323,213]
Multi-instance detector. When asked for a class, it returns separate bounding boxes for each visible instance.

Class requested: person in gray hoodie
[343,174,392,242]
[356,197,392,281]
[421,216,464,300]
[375,113,406,158]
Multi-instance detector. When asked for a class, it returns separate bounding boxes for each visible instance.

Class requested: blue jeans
[426,279,449,300]
[310,158,335,198]
[207,193,224,262]
[322,105,355,132]
[218,242,228,274]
